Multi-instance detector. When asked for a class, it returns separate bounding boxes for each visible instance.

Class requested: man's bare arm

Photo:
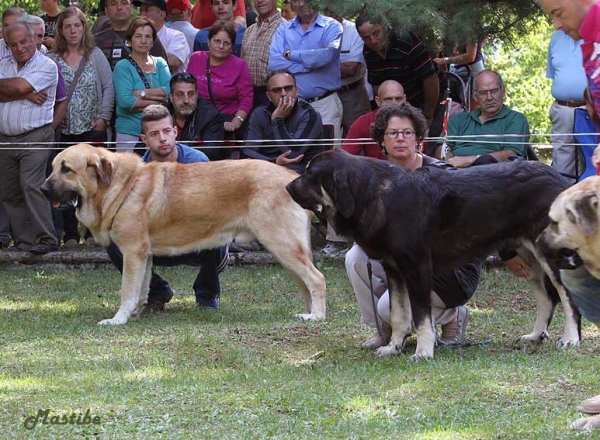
[0,78,35,101]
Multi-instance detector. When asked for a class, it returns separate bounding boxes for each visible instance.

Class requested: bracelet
[444,57,449,64]
[236,115,244,123]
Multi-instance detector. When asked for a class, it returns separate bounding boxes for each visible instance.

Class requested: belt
[305,90,336,103]
[556,99,586,108]
[338,79,363,93]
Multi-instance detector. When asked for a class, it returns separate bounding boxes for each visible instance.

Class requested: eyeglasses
[385,129,415,139]
[268,84,295,94]
[211,38,232,48]
[475,88,501,97]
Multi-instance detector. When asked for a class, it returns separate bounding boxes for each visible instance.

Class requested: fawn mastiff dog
[41,144,326,325]
[287,149,581,361]
[538,176,600,276]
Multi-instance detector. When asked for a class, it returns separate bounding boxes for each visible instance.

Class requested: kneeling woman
[345,102,482,348]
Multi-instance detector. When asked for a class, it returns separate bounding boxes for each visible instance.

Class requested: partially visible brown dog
[41,144,326,325]
[539,176,600,278]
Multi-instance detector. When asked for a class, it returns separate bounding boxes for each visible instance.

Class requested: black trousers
[105,242,227,303]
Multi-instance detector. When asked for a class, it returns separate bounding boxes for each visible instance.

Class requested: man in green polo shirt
[436,69,530,168]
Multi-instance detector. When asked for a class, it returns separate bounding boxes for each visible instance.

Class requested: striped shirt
[241,12,284,88]
[364,30,436,109]
[0,50,57,136]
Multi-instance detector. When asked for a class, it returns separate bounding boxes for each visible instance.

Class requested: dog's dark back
[426,161,570,269]
[302,151,569,272]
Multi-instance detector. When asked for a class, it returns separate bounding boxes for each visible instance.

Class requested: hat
[133,0,168,13]
[167,0,192,14]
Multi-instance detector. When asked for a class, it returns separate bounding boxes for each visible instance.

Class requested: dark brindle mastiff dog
[41,144,326,325]
[287,149,581,360]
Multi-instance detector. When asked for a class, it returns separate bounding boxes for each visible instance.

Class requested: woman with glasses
[345,102,482,348]
[186,20,253,140]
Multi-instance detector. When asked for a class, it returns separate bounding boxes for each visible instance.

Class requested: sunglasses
[268,85,295,94]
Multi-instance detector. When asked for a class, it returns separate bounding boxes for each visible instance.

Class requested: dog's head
[537,176,600,276]
[287,149,359,218]
[41,144,114,210]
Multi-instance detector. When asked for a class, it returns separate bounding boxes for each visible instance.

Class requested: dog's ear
[567,193,599,236]
[332,168,355,219]
[87,154,113,186]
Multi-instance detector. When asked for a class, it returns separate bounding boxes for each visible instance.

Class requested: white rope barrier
[0,132,597,150]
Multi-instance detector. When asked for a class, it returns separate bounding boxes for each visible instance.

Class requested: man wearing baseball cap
[136,0,190,73]
[167,0,198,52]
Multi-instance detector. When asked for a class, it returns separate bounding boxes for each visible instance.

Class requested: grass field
[0,260,599,439]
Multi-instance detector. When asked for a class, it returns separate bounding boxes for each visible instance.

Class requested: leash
[437,339,492,350]
[367,260,384,340]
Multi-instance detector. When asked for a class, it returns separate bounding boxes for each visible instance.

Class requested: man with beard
[168,72,227,161]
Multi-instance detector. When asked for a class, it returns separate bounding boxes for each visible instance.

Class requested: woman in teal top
[113,17,170,152]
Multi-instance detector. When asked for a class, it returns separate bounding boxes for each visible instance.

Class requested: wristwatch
[236,115,245,123]
[140,90,146,98]
[284,50,291,60]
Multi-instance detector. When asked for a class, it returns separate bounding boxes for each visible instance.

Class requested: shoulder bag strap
[127,55,151,89]
[65,57,87,102]
[205,54,218,108]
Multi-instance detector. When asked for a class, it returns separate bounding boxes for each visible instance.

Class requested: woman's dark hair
[208,20,236,46]
[370,102,428,146]
[170,72,197,90]
[125,16,157,44]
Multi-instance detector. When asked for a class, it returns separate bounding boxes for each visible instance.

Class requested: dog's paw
[409,353,434,362]
[516,331,548,344]
[295,312,325,322]
[556,337,581,349]
[572,415,600,431]
[375,344,401,357]
[97,317,128,326]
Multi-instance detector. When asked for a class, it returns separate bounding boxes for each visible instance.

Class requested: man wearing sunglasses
[242,69,323,173]
[434,69,530,169]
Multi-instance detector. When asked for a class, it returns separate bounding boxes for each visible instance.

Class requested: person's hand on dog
[26,90,48,105]
[275,150,303,166]
[505,255,531,279]
[272,95,295,120]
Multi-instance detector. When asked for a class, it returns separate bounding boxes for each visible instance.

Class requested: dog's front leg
[405,261,435,361]
[131,256,153,318]
[376,271,411,358]
[98,249,149,326]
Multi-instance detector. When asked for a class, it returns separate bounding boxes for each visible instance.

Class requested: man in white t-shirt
[136,0,190,73]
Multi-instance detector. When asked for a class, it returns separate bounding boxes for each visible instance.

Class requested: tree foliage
[485,16,553,159]
[315,0,543,51]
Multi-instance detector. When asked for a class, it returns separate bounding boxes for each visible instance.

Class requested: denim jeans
[560,266,600,324]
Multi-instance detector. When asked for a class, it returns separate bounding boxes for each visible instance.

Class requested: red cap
[167,0,192,14]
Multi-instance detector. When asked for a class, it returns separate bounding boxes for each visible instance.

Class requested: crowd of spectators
[0,0,592,258]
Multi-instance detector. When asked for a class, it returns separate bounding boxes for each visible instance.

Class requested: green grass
[0,261,599,439]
